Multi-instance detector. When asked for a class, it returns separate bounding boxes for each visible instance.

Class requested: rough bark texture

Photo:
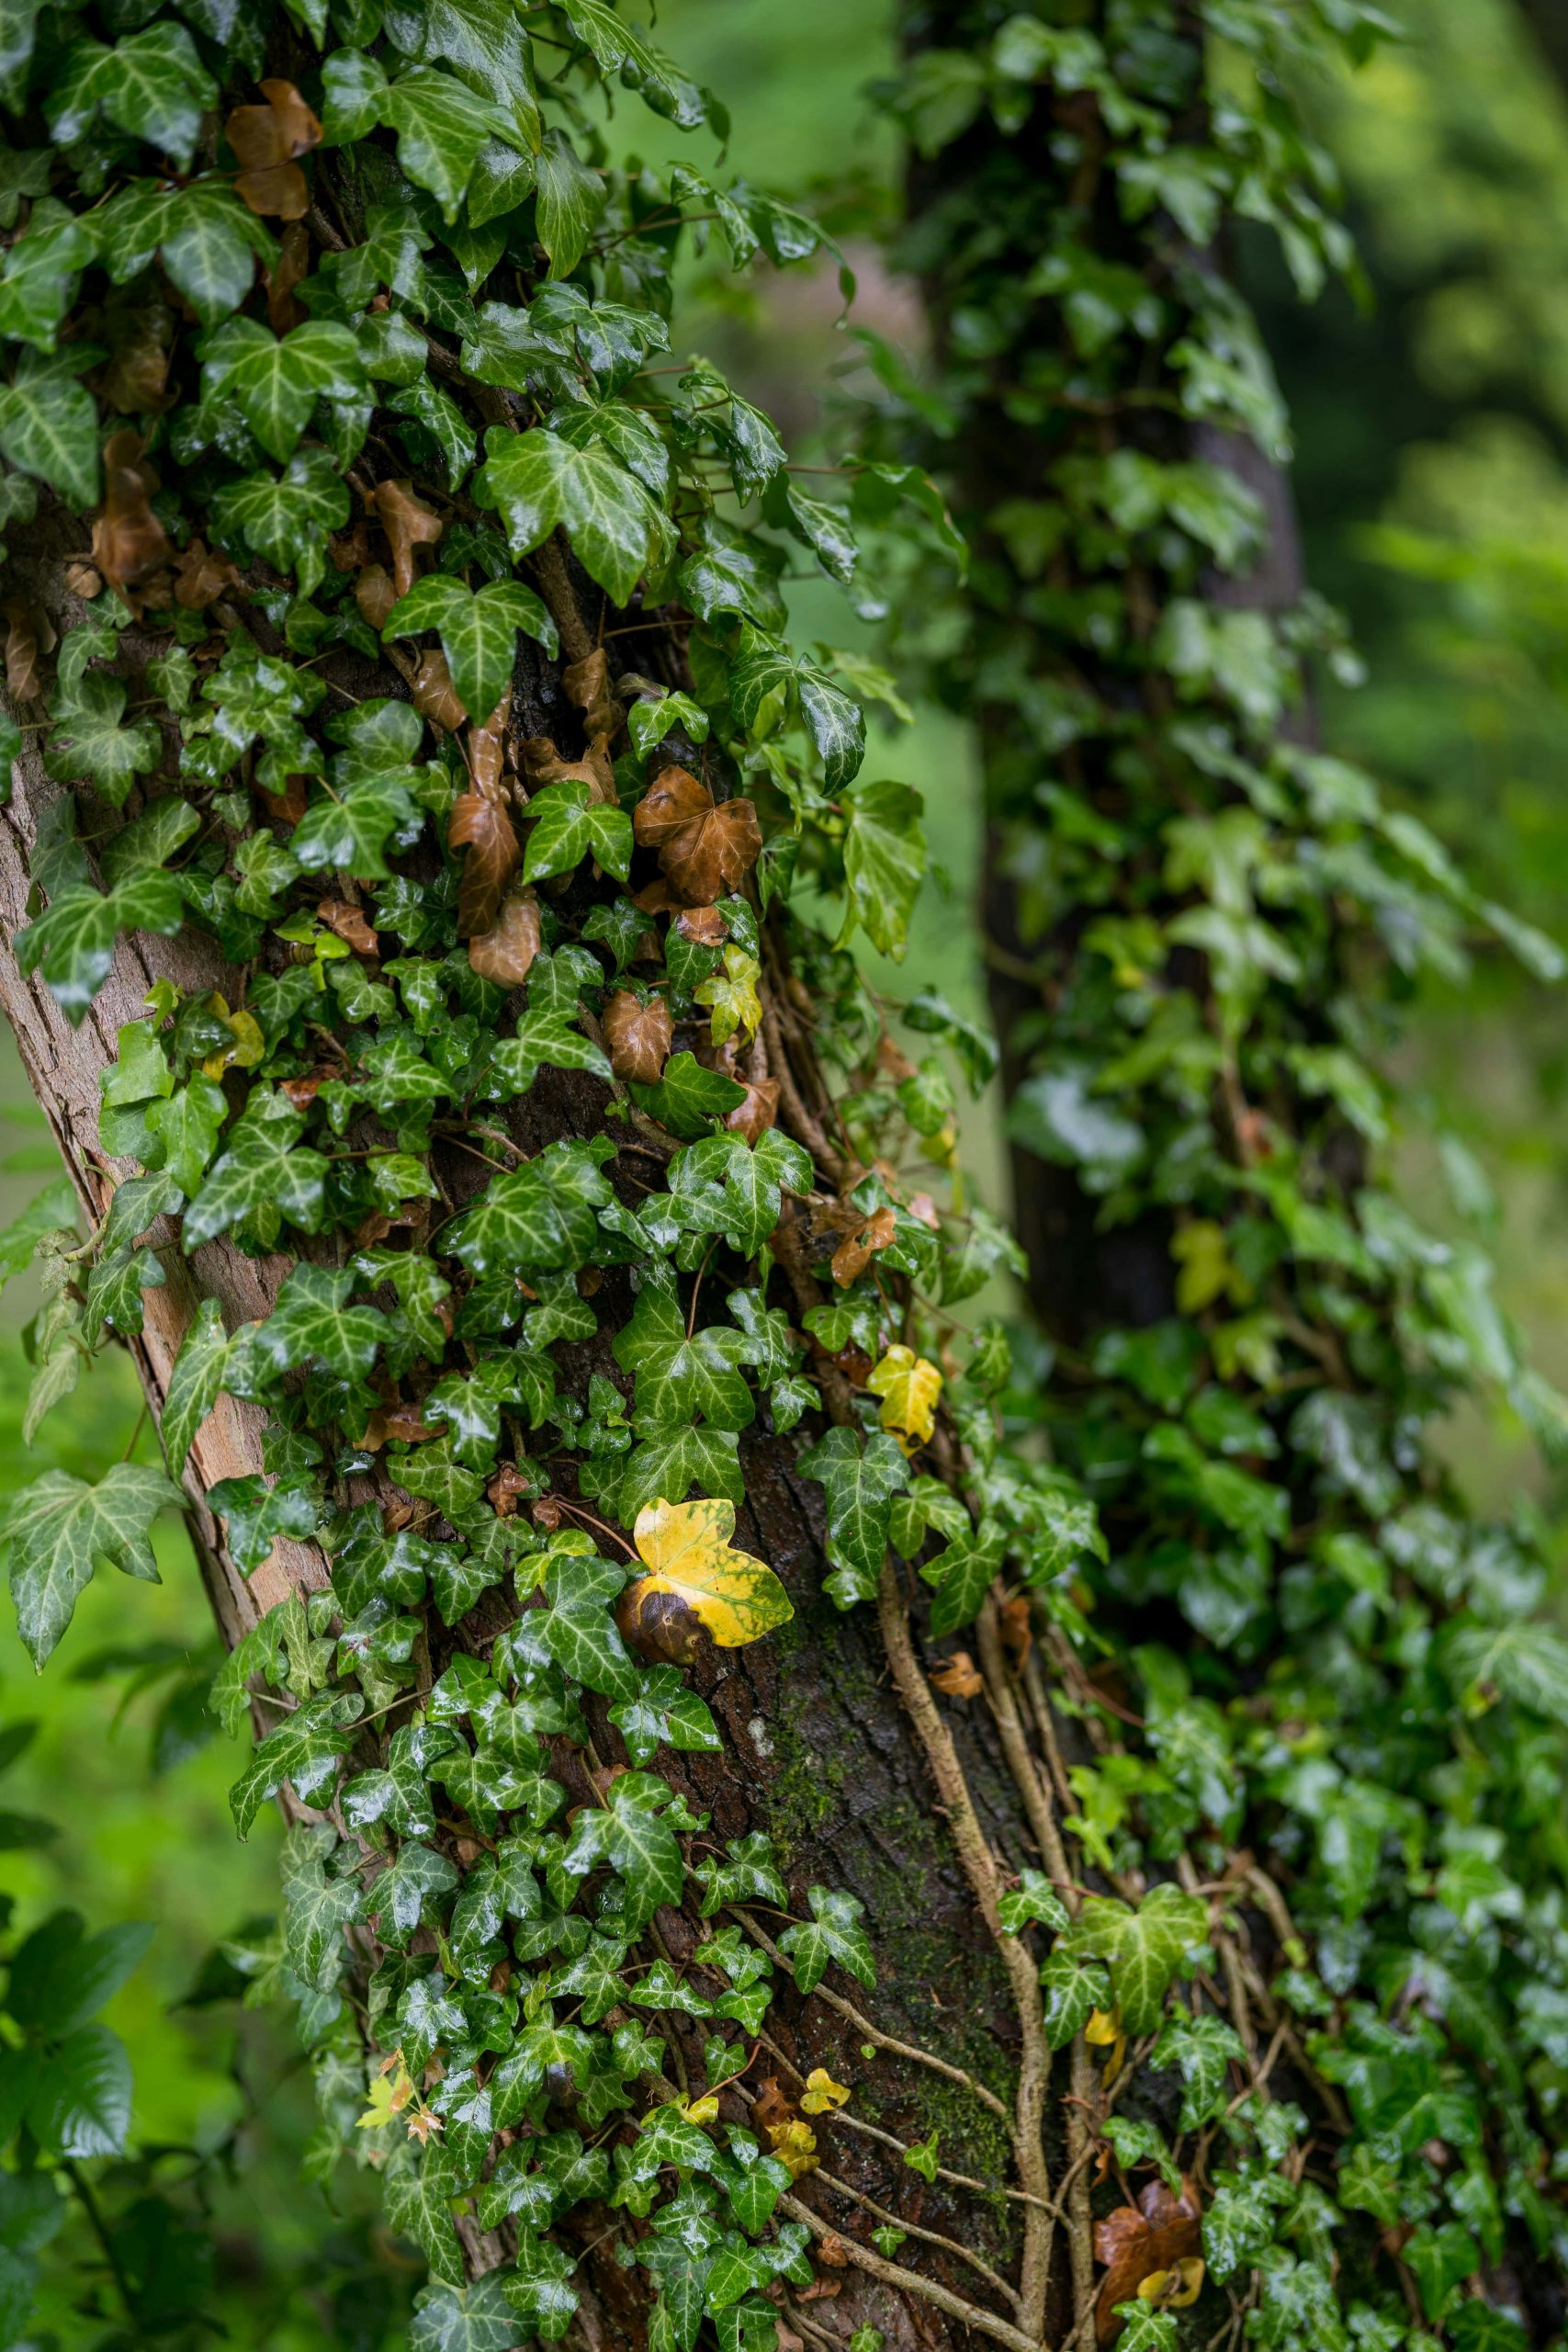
[0,516,1060,2351]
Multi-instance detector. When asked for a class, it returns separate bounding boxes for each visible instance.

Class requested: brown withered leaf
[317,897,378,957]
[375,1403,437,1446]
[726,1075,780,1145]
[279,1072,323,1111]
[468,887,542,986]
[487,1464,530,1518]
[518,734,616,802]
[3,600,51,700]
[411,647,466,732]
[259,774,309,825]
[227,78,322,220]
[563,647,620,742]
[1094,2179,1202,2346]
[331,519,371,573]
[373,479,443,597]
[62,561,102,601]
[604,989,672,1084]
[931,1651,984,1700]
[266,217,310,334]
[355,562,397,632]
[98,294,172,415]
[999,1594,1032,1673]
[633,765,762,905]
[450,786,520,938]
[91,431,171,594]
[831,1204,897,1289]
[468,689,511,797]
[675,903,728,946]
[173,536,239,612]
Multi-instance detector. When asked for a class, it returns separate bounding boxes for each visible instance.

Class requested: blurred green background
[8,0,1568,2335]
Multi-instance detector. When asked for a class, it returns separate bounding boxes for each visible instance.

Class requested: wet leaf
[604,989,671,1083]
[632,765,761,905]
[622,1495,792,1650]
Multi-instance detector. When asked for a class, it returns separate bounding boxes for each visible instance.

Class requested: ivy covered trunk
[0,7,1141,2350]
[874,2,1568,2346]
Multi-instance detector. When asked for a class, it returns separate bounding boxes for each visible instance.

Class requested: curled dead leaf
[999,1593,1032,1672]
[604,989,671,1084]
[410,647,466,732]
[468,887,542,987]
[519,733,616,803]
[563,646,620,741]
[815,2234,849,2268]
[266,217,310,334]
[317,897,378,957]
[726,1075,781,1145]
[633,766,762,905]
[487,1464,530,1518]
[355,562,398,632]
[830,1203,897,1289]
[931,1651,984,1700]
[3,599,51,700]
[372,478,443,598]
[62,561,102,601]
[258,773,309,825]
[279,1072,323,1111]
[91,431,171,595]
[450,786,520,938]
[98,293,173,415]
[226,78,322,220]
[468,690,511,797]
[1094,2178,1202,2346]
[174,537,241,611]
[675,902,728,946]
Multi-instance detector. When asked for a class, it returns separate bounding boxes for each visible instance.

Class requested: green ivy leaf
[777,1885,875,1995]
[476,424,671,606]
[386,575,558,722]
[0,1463,182,1668]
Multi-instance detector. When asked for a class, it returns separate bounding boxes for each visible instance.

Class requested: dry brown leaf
[563,646,620,741]
[258,774,309,825]
[279,1072,323,1111]
[317,897,378,957]
[332,519,372,573]
[266,217,310,334]
[3,599,50,699]
[62,561,102,601]
[468,887,542,986]
[1094,2179,1202,2346]
[931,1651,984,1700]
[173,536,239,611]
[604,989,672,1084]
[226,78,322,220]
[518,733,616,802]
[411,647,466,731]
[726,1075,781,1145]
[97,297,172,415]
[450,786,520,938]
[91,431,171,595]
[487,1464,530,1518]
[373,478,443,597]
[999,1594,1032,1673]
[814,2235,850,2269]
[469,689,511,797]
[675,903,728,946]
[377,1403,436,1445]
[633,765,762,905]
[831,1204,897,1289]
[355,562,397,632]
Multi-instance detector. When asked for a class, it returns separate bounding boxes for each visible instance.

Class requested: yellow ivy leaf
[1085,2004,1127,2086]
[694,944,764,1046]
[800,2067,851,2115]
[682,2092,720,2124]
[1138,2258,1204,2310]
[866,1344,942,1449]
[628,1496,793,1648]
[200,996,265,1080]
[764,2116,818,2178]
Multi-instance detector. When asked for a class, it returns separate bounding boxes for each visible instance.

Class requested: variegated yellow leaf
[628,1495,793,1647]
[866,1344,942,1449]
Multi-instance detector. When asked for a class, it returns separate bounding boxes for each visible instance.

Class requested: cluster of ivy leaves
[843,1,1568,2345]
[0,1,1116,2348]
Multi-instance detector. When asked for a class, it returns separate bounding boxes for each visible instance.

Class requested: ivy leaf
[382,67,519,222]
[0,1464,183,1668]
[280,1821,365,1988]
[374,1840,460,1939]
[386,575,558,723]
[230,1690,363,1838]
[560,1769,687,1931]
[199,317,367,463]
[535,126,605,277]
[612,1272,754,1430]
[621,1496,793,1649]
[476,424,670,606]
[210,449,350,598]
[540,1550,639,1702]
[255,1263,386,1387]
[446,1140,614,1278]
[47,23,217,170]
[729,631,865,790]
[796,1428,908,1607]
[839,777,926,960]
[617,1423,744,1521]
[523,776,633,885]
[1148,2011,1247,2130]
[25,2024,131,2158]
[1038,1948,1109,2049]
[145,1076,228,1198]
[925,1520,1004,1639]
[0,345,100,506]
[672,1131,811,1260]
[609,1666,720,1766]
[1060,1885,1210,2036]
[628,1051,747,1141]
[43,673,162,808]
[385,2141,465,2287]
[183,1098,329,1249]
[411,2271,521,2352]
[777,1886,875,1996]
